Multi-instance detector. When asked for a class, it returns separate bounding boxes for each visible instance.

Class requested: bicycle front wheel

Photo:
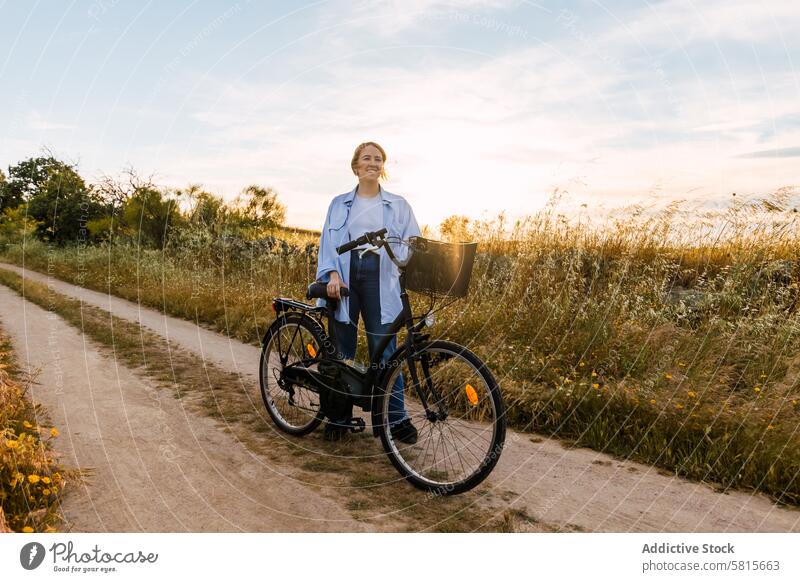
[376,340,506,495]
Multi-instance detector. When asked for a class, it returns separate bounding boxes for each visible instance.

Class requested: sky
[1,0,798,229]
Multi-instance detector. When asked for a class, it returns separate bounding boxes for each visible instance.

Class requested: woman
[316,141,420,443]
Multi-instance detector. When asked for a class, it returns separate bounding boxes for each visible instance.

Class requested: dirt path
[1,262,799,532]
[0,282,369,532]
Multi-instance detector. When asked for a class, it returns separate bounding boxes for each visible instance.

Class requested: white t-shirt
[348,193,383,246]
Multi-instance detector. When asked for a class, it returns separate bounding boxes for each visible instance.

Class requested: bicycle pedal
[347,417,366,433]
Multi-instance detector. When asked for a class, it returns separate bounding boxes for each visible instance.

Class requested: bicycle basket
[405,237,477,298]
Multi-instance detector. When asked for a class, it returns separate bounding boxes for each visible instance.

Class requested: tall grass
[2,196,799,502]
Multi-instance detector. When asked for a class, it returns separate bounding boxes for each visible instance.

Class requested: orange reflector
[306,344,317,358]
[465,384,479,406]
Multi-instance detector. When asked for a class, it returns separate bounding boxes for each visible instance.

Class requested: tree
[6,156,71,207]
[120,187,182,248]
[177,184,225,234]
[0,206,40,243]
[93,166,158,211]
[3,156,70,211]
[24,161,104,244]
[229,185,286,237]
[0,168,8,212]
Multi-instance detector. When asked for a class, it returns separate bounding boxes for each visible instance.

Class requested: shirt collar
[344,184,393,206]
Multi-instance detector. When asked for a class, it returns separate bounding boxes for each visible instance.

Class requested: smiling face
[351,142,387,181]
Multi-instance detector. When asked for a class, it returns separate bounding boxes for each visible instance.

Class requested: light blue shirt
[316,185,421,324]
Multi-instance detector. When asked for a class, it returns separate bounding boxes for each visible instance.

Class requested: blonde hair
[351,141,388,180]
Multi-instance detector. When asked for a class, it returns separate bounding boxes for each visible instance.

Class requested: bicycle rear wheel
[376,340,505,495]
[259,312,325,435]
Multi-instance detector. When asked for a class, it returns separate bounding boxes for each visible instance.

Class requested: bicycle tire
[375,340,506,495]
[259,312,326,435]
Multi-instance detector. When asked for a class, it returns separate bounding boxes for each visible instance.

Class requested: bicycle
[259,228,506,495]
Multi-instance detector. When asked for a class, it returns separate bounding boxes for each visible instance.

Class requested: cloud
[26,111,75,131]
[316,0,521,37]
[737,146,800,158]
[598,0,800,48]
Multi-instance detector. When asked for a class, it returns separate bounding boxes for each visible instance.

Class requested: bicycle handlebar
[306,282,349,300]
[336,228,387,255]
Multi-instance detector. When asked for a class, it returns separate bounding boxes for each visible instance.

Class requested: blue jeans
[334,251,407,426]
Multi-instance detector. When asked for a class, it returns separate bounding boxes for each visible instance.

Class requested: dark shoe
[324,421,347,442]
[390,418,418,444]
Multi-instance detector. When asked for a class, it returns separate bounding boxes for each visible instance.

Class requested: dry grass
[2,194,799,504]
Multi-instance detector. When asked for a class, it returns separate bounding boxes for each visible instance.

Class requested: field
[2,198,799,505]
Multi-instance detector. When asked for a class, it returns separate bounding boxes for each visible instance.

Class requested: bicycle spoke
[284,323,302,365]
[438,424,460,481]
[443,421,482,469]
[415,422,437,473]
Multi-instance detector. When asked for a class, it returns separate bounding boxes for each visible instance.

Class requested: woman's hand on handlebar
[326,271,347,299]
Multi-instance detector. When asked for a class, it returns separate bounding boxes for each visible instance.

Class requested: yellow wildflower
[579,362,585,367]
[767,424,775,430]
[23,420,33,428]
[41,476,51,484]
[650,399,657,405]
[760,373,767,379]
[50,427,59,438]
[22,527,34,533]
[665,373,673,380]
[6,439,20,449]
[754,386,761,393]
[591,371,597,377]
[687,391,697,398]
[43,488,51,496]
[27,475,40,484]
[677,361,686,367]
[675,403,684,410]
[592,383,600,389]
[53,473,61,483]
[792,400,798,407]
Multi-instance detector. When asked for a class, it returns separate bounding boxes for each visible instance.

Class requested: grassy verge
[0,327,68,533]
[0,268,532,532]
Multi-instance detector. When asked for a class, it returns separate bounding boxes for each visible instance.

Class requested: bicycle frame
[274,240,445,433]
